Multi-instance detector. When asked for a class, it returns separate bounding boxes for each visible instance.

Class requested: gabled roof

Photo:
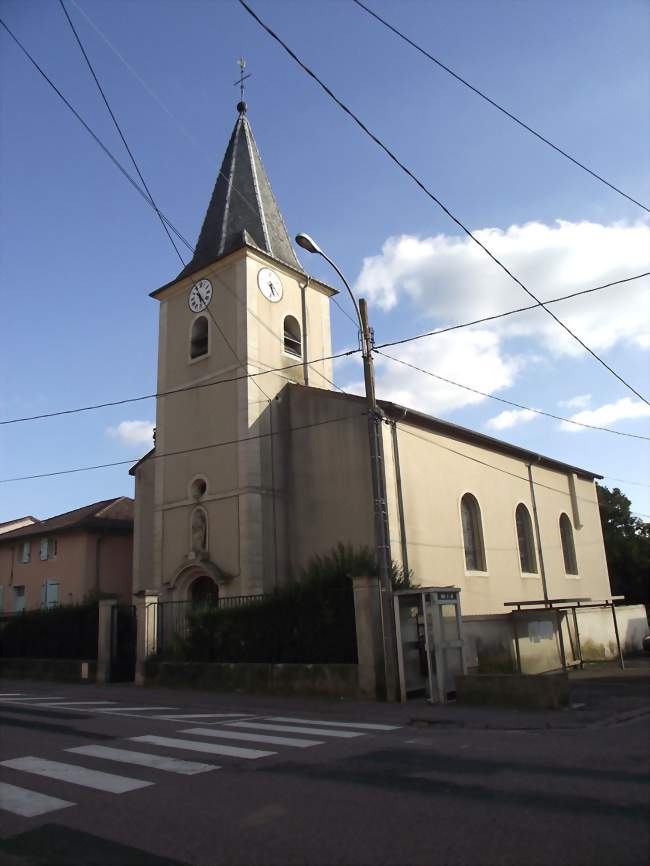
[0,497,134,542]
[0,516,39,535]
[177,102,303,280]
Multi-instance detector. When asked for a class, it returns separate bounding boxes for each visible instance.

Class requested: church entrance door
[190,575,219,608]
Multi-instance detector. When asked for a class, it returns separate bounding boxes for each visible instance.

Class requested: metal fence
[157,595,266,655]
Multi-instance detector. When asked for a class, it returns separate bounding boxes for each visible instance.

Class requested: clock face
[188,279,213,313]
[257,267,283,303]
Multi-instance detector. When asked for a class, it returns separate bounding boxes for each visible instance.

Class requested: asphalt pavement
[0,663,648,866]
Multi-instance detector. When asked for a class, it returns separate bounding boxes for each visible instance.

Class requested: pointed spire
[178,104,303,279]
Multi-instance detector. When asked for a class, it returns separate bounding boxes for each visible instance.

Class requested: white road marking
[226,721,364,738]
[152,713,247,721]
[1,757,152,794]
[0,782,74,817]
[264,716,400,731]
[130,735,275,760]
[180,727,324,748]
[66,746,215,776]
[0,697,64,702]
[97,707,177,713]
[39,701,115,710]
[0,693,25,697]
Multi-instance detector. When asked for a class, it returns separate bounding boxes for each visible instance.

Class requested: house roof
[176,102,304,280]
[0,497,134,543]
[0,516,39,535]
[291,384,602,481]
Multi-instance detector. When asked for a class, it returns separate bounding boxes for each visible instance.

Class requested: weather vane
[235,57,251,104]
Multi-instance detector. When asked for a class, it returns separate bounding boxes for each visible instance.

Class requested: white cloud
[558,394,591,409]
[559,398,650,432]
[355,220,650,356]
[485,408,537,431]
[107,420,155,448]
[341,329,524,415]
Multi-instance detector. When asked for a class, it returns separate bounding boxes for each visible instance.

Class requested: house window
[559,513,578,575]
[283,315,302,357]
[515,504,538,574]
[461,493,486,572]
[190,315,209,359]
[40,538,57,561]
[13,585,25,613]
[42,580,60,609]
[19,542,31,563]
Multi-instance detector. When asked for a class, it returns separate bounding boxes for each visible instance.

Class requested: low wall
[456,672,570,710]
[0,658,97,682]
[144,660,366,699]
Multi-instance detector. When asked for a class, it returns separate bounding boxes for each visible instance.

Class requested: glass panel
[398,597,427,694]
[443,647,463,694]
[440,603,459,642]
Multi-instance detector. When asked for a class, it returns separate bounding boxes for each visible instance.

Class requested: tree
[597,484,650,606]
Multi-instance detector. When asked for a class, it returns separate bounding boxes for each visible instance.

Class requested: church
[130,98,616,652]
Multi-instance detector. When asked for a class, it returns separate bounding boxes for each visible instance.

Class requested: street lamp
[296,231,398,696]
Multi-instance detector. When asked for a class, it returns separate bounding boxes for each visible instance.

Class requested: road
[0,677,648,866]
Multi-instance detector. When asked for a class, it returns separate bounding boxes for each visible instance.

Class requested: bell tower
[131,98,337,602]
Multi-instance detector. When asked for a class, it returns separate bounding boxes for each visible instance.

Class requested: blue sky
[1,0,648,523]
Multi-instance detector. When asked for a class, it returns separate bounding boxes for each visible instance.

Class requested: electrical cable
[351,0,650,213]
[58,0,185,267]
[374,272,650,351]
[237,0,649,405]
[0,413,364,484]
[376,350,650,441]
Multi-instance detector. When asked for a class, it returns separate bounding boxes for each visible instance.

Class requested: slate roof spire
[178,102,303,279]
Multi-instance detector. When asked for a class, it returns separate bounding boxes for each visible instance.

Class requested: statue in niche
[191,508,207,554]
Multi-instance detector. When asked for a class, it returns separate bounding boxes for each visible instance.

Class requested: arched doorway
[190,575,219,608]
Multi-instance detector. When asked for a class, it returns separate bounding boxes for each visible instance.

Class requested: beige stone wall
[141,247,335,599]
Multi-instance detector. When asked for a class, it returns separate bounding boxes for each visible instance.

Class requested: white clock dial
[188,279,213,313]
[257,267,283,303]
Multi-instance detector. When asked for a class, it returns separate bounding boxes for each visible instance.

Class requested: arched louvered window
[283,315,302,357]
[461,493,486,572]
[190,316,209,359]
[559,513,578,575]
[515,504,538,574]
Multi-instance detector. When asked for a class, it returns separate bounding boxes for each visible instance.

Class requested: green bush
[0,604,99,660]
[171,544,377,664]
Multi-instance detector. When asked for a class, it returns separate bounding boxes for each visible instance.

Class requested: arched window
[190,316,208,359]
[460,493,486,572]
[283,315,302,357]
[515,504,538,574]
[559,513,578,574]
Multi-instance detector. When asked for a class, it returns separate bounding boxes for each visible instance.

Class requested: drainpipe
[299,276,310,386]
[390,413,409,579]
[527,461,549,603]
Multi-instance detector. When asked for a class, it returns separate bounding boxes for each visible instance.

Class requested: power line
[0,347,358,427]
[237,0,649,406]
[394,423,650,519]
[376,350,650,440]
[375,272,650,351]
[0,413,363,484]
[58,0,185,267]
[351,0,650,214]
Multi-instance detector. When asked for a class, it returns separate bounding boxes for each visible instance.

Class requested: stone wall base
[144,660,366,699]
[0,658,97,683]
[456,672,570,710]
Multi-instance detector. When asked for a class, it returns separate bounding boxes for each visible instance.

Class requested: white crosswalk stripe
[0,693,25,697]
[1,757,152,794]
[130,735,274,760]
[39,701,116,708]
[0,782,74,817]
[226,721,364,738]
[180,727,324,748]
[264,716,400,731]
[152,713,248,721]
[0,697,64,702]
[66,745,215,775]
[97,707,177,713]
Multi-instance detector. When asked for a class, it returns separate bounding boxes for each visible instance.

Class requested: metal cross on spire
[235,57,251,107]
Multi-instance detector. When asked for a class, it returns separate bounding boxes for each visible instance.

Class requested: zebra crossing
[0,693,400,819]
